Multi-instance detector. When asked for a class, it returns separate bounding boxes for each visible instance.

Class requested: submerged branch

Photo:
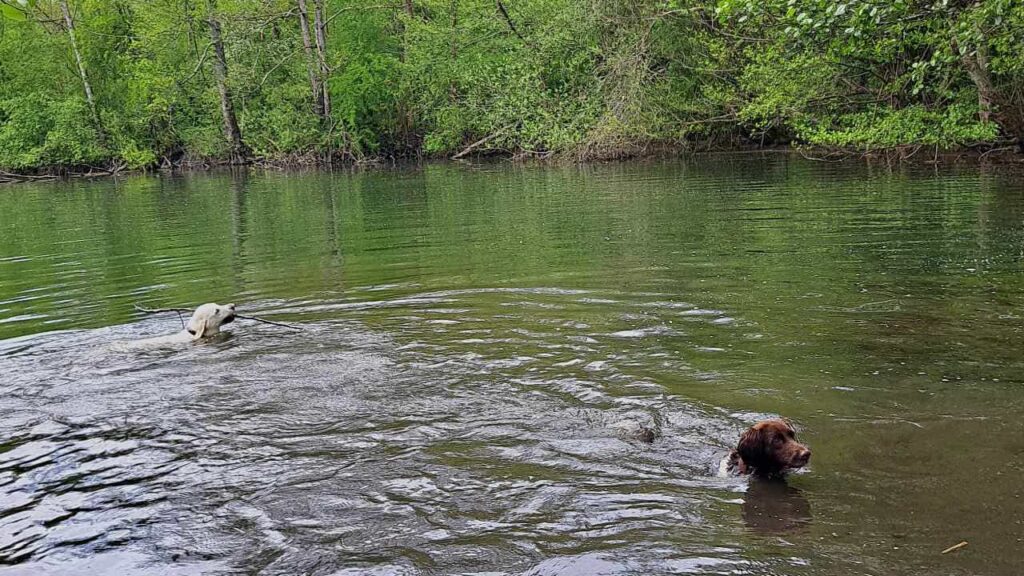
[941,541,968,555]
[0,171,59,183]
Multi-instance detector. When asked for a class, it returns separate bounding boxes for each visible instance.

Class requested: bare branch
[495,0,530,45]
[452,124,515,159]
[133,304,303,331]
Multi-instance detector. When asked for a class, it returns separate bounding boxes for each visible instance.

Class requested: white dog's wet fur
[184,303,237,339]
[127,303,237,348]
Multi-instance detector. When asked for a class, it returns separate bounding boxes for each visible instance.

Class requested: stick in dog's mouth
[134,303,301,331]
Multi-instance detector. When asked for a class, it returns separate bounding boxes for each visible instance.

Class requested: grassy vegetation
[0,0,1022,172]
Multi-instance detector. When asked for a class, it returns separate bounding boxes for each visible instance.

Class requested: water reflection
[742,479,812,535]
[2,157,1024,574]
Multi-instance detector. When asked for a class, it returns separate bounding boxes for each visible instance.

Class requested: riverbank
[3,143,1023,185]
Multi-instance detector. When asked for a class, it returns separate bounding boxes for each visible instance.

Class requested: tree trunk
[449,0,458,101]
[991,94,1024,151]
[957,37,1024,149]
[184,0,202,73]
[959,42,994,124]
[206,5,248,163]
[311,0,331,120]
[449,0,458,60]
[60,1,105,145]
[394,1,415,146]
[296,0,324,119]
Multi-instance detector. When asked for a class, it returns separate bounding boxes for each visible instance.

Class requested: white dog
[184,302,237,339]
[125,303,237,348]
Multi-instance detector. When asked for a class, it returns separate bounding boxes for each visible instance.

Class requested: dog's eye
[772,435,785,446]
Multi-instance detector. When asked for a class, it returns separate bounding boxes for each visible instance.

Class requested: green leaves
[0,0,35,21]
[721,0,1024,147]
[0,0,1021,170]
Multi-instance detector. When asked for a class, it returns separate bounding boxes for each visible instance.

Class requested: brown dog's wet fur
[728,419,811,477]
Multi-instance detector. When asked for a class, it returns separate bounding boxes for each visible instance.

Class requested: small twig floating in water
[133,304,302,331]
[941,541,968,554]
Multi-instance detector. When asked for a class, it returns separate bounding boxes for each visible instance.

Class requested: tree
[296,0,324,119]
[717,0,1022,149]
[2,0,1024,172]
[206,0,248,163]
[58,1,105,144]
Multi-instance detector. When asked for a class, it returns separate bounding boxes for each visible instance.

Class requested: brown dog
[725,419,811,477]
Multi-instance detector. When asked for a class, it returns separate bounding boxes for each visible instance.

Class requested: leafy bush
[801,104,999,149]
[0,0,1022,171]
[0,96,106,169]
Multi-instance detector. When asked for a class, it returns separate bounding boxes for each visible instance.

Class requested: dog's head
[735,419,811,476]
[186,303,236,339]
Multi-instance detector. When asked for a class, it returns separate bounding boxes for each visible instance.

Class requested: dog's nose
[800,448,811,462]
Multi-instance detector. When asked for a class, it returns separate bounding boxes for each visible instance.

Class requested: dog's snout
[795,448,811,465]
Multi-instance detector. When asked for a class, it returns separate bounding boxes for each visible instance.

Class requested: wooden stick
[134,304,188,330]
[452,124,515,159]
[233,313,302,330]
[495,1,531,46]
[941,541,968,554]
[0,170,60,182]
[134,305,192,314]
[133,304,302,331]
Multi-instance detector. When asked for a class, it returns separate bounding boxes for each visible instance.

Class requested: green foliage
[737,49,837,136]
[0,96,106,168]
[0,0,36,21]
[714,0,1024,147]
[326,6,403,153]
[0,0,1022,171]
[242,80,323,155]
[800,103,999,149]
[403,0,603,156]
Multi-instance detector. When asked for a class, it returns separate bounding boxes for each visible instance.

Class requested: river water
[1,156,1022,575]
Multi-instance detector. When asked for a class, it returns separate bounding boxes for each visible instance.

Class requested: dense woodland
[0,0,1022,172]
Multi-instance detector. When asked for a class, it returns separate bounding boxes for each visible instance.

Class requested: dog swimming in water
[182,302,237,339]
[127,302,237,347]
[719,419,812,478]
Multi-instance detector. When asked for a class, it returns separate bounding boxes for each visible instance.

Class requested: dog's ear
[202,310,222,335]
[736,425,768,467]
[781,418,797,435]
[186,309,209,339]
